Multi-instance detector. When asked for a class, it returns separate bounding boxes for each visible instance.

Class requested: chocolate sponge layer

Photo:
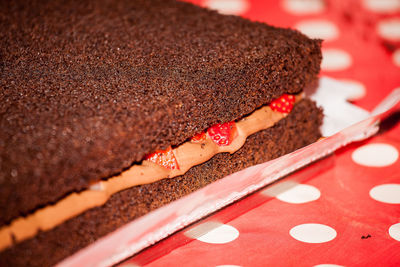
[0,0,321,223]
[0,99,323,267]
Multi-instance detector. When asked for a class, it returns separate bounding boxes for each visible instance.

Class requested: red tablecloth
[121,0,400,266]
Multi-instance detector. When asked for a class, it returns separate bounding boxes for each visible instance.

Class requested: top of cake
[0,0,321,224]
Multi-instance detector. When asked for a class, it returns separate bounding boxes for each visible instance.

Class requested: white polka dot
[204,0,249,15]
[275,184,321,204]
[262,181,320,203]
[321,49,352,71]
[370,184,400,204]
[352,143,399,167]
[363,0,400,13]
[338,79,367,100]
[282,0,325,14]
[393,49,400,67]
[290,223,337,243]
[389,223,400,241]
[377,19,400,41]
[185,222,239,244]
[313,265,345,267]
[295,20,339,41]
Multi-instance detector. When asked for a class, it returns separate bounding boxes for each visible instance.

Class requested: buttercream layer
[0,94,302,251]
[0,98,323,267]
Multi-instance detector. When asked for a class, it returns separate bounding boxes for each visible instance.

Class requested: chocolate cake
[0,0,322,266]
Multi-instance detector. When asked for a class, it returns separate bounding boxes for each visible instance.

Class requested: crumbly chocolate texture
[0,0,321,224]
[0,99,323,267]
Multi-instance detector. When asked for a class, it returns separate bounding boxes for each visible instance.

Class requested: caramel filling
[0,94,302,251]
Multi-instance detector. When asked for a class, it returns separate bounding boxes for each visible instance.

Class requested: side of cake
[0,0,322,265]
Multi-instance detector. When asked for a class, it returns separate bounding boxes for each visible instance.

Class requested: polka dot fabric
[120,0,400,266]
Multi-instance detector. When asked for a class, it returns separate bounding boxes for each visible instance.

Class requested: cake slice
[0,0,322,265]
